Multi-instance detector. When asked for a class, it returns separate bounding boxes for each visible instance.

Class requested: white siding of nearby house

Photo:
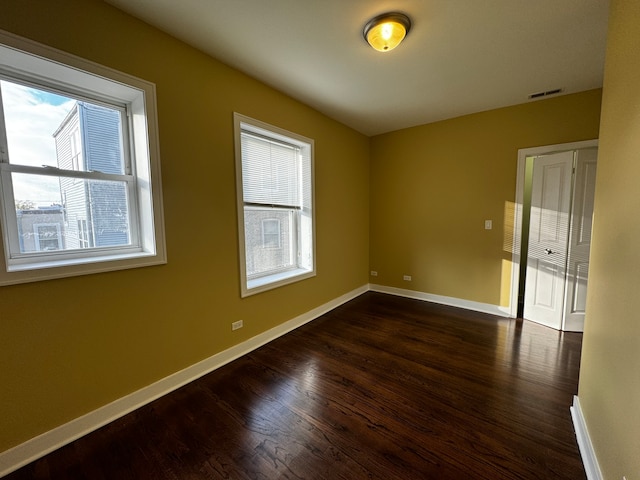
[82,103,124,175]
[54,104,86,249]
[82,104,129,247]
[54,102,130,250]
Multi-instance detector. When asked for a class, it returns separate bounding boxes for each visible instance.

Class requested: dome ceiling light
[363,12,412,52]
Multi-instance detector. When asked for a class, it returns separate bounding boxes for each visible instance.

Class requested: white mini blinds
[234,113,315,297]
[241,132,303,208]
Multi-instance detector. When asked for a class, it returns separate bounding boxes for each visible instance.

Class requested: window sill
[1,250,166,286]
[244,268,315,297]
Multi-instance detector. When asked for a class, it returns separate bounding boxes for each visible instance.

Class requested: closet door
[562,148,598,332]
[524,151,574,329]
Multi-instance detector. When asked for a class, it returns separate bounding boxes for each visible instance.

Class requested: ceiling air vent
[528,88,563,100]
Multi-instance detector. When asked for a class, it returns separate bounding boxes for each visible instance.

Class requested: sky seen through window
[1,80,75,206]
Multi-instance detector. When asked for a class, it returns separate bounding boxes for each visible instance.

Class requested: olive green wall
[0,0,370,451]
[370,90,602,307]
[578,0,640,477]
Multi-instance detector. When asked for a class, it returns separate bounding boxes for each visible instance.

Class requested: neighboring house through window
[15,206,65,253]
[53,101,129,250]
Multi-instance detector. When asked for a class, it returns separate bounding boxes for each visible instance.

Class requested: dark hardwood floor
[5,292,585,479]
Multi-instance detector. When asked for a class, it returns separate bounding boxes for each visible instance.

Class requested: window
[234,113,315,296]
[261,219,281,248]
[70,129,82,171]
[77,219,90,249]
[0,32,166,286]
[34,223,62,251]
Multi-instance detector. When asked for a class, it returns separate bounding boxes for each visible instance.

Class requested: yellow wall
[578,0,640,477]
[370,91,602,307]
[0,0,370,451]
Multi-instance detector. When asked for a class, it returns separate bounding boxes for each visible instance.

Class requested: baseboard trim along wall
[0,284,369,478]
[369,284,512,317]
[570,395,603,480]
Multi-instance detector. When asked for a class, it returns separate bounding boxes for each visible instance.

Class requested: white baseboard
[571,395,603,480]
[369,284,512,317]
[0,284,368,478]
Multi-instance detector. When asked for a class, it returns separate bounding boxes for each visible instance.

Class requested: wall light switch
[484,220,492,230]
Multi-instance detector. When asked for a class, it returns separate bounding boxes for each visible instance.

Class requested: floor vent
[528,88,563,100]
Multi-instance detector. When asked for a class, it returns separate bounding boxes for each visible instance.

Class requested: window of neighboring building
[0,32,166,286]
[77,219,91,248]
[262,218,281,248]
[234,113,315,297]
[34,223,62,251]
[70,129,82,171]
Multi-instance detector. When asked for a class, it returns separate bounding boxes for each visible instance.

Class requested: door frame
[508,139,598,318]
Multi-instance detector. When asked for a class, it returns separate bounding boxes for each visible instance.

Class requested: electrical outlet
[232,320,243,331]
[403,275,412,281]
[370,271,378,276]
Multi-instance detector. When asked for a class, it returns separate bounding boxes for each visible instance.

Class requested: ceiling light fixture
[363,12,411,52]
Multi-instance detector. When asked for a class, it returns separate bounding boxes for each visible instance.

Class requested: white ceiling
[104,0,609,136]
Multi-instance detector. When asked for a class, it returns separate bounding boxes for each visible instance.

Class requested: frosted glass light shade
[363,12,411,52]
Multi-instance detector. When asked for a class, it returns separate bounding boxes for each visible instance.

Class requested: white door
[562,148,597,331]
[524,151,574,329]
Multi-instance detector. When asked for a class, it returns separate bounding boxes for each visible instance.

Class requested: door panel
[563,148,598,331]
[524,151,574,329]
[531,259,561,308]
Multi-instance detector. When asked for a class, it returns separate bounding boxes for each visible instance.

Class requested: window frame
[234,113,315,297]
[0,30,166,286]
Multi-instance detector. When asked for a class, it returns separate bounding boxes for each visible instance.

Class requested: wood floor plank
[4,292,586,479]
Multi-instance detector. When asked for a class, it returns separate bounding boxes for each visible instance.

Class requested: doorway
[509,140,598,331]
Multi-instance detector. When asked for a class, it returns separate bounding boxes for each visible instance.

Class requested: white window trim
[234,113,316,297]
[0,29,166,286]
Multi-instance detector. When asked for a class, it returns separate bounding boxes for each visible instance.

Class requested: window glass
[0,81,73,168]
[246,209,292,276]
[1,80,131,254]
